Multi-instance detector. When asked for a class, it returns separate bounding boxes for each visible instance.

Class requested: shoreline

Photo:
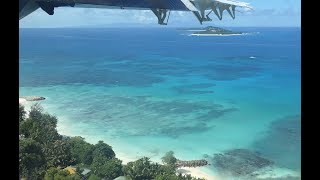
[177,167,216,180]
[19,97,28,105]
[18,98,216,180]
[115,151,216,179]
[18,98,300,180]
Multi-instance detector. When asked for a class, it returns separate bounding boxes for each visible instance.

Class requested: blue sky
[19,0,301,28]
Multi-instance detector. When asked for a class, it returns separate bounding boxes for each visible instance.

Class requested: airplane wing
[214,0,252,9]
[19,0,252,25]
[73,0,198,11]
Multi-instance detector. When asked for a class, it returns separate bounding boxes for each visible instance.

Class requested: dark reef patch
[252,115,301,170]
[65,95,235,138]
[211,149,274,177]
[159,123,213,138]
[173,83,215,89]
[142,100,216,115]
[171,83,215,95]
[19,66,165,87]
[175,90,214,95]
[202,64,262,81]
[197,108,237,121]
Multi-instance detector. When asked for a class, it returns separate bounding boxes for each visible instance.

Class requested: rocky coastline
[175,159,209,168]
[20,96,46,101]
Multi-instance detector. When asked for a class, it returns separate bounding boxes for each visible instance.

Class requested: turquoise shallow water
[19,27,301,179]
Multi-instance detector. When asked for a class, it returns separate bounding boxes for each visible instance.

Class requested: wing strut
[151,9,169,25]
[190,1,243,23]
[166,10,171,25]
[192,11,203,24]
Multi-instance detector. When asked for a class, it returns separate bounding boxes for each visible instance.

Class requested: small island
[189,26,243,36]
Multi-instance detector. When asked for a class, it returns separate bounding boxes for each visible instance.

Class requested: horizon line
[19,26,302,29]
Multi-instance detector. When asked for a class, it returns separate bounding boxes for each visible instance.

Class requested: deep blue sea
[19,27,301,179]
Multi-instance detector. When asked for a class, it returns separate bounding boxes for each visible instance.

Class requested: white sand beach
[19,97,39,118]
[177,167,217,180]
[19,97,27,105]
[116,151,216,180]
[19,97,300,180]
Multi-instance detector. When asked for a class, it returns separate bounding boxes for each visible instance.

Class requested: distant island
[181,26,243,36]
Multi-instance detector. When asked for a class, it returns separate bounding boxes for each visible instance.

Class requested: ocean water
[19,27,301,179]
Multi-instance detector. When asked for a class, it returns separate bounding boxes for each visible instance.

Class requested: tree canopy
[92,140,116,160]
[123,157,176,180]
[91,157,123,179]
[19,138,45,179]
[19,104,60,144]
[19,104,207,180]
[161,151,177,165]
[19,103,26,123]
[43,140,75,168]
[67,136,95,165]
[44,167,81,180]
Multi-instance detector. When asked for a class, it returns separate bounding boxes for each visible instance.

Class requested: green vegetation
[92,140,116,160]
[44,167,81,180]
[19,104,121,179]
[19,103,26,123]
[123,157,168,179]
[88,174,100,180]
[19,104,60,144]
[161,151,177,165]
[91,157,123,179]
[123,157,204,180]
[67,136,95,165]
[19,104,206,180]
[43,140,75,168]
[19,138,45,179]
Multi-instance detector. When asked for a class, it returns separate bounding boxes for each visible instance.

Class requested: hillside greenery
[19,104,205,180]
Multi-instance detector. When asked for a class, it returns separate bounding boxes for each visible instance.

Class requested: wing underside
[75,0,192,11]
[19,0,252,25]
